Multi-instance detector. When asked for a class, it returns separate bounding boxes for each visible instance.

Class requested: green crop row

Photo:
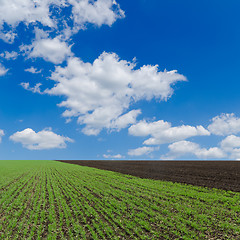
[0,160,239,239]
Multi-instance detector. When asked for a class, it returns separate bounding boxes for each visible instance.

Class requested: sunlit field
[0,161,239,239]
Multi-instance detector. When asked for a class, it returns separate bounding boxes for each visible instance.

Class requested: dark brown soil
[57,160,240,192]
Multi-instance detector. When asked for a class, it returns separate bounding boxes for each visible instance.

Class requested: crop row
[0,160,239,239]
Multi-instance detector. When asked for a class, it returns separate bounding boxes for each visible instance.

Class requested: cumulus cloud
[21,82,43,94]
[69,0,125,32]
[0,63,8,76]
[220,135,240,151]
[103,153,124,159]
[110,110,142,131]
[227,149,240,160]
[129,120,210,145]
[25,67,42,74]
[0,0,124,43]
[163,140,226,160]
[0,0,60,27]
[10,128,73,150]
[0,0,60,42]
[21,36,73,64]
[128,146,156,156]
[0,51,18,60]
[0,30,17,44]
[220,135,240,159]
[208,113,240,136]
[27,52,186,135]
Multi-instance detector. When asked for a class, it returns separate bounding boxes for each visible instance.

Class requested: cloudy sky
[1,0,240,160]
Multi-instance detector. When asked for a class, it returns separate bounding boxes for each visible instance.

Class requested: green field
[0,161,239,239]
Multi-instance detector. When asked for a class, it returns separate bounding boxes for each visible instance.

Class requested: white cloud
[0,129,5,142]
[0,0,60,27]
[129,120,210,145]
[25,67,42,74]
[220,135,240,151]
[128,146,156,156]
[0,0,60,42]
[110,109,142,131]
[129,120,170,137]
[10,128,73,150]
[20,82,43,94]
[32,52,185,135]
[22,36,73,64]
[0,51,18,60]
[195,147,226,159]
[81,109,142,135]
[0,30,17,44]
[0,63,8,76]
[227,148,240,160]
[208,113,240,136]
[103,153,124,159]
[69,0,125,32]
[131,68,187,101]
[0,0,124,43]
[163,140,226,160]
[220,135,240,159]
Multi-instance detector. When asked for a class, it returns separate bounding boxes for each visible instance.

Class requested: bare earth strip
[57,160,240,192]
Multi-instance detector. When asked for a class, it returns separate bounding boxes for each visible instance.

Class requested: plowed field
[58,160,240,192]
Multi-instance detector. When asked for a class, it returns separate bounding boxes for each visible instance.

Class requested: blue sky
[1,0,240,160]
